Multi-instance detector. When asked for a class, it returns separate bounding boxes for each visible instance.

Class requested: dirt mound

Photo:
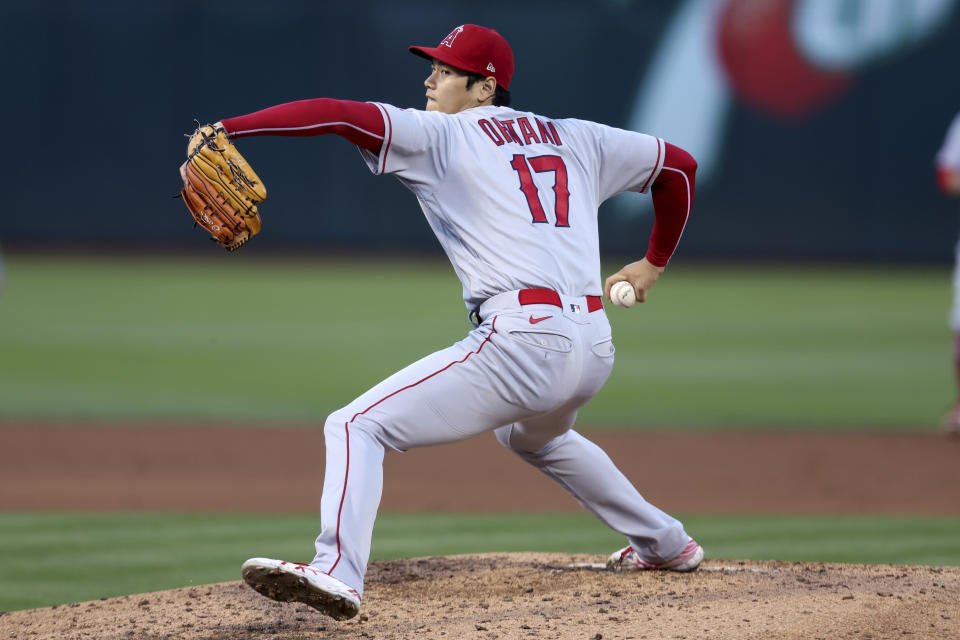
[2,553,958,640]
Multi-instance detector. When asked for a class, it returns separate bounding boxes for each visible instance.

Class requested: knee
[323,409,349,435]
[324,409,385,446]
[494,425,514,449]
[324,409,367,438]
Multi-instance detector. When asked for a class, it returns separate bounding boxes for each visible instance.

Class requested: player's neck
[454,99,496,114]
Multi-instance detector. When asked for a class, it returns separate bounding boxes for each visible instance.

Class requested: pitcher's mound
[2,553,958,639]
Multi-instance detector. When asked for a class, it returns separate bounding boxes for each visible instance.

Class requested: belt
[518,288,603,312]
[470,288,603,326]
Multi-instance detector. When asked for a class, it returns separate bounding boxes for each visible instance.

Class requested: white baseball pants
[311,290,691,595]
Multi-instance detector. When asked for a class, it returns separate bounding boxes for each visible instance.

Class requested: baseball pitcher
[180,24,702,620]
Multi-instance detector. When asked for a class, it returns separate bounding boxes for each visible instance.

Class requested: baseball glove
[179,122,267,251]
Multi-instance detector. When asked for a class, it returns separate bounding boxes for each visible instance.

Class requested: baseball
[611,281,636,308]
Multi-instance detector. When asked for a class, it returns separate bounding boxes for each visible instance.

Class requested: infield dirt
[2,424,960,514]
[2,554,958,639]
[2,424,960,639]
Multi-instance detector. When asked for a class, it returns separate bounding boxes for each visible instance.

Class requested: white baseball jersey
[359,104,665,308]
[939,111,960,171]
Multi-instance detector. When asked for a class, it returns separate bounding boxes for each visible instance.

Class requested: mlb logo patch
[569,303,582,314]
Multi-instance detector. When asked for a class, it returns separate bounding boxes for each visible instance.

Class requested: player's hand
[604,258,666,304]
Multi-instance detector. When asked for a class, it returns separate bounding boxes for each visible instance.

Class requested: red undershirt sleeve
[219,98,386,153]
[646,142,697,267]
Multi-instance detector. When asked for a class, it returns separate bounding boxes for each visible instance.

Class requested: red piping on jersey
[638,138,664,193]
[326,317,499,575]
[379,104,394,174]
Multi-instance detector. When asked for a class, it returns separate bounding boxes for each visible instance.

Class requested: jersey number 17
[510,154,570,227]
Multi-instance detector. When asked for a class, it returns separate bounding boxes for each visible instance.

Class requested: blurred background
[2,0,959,426]
[2,0,960,258]
[1,0,960,612]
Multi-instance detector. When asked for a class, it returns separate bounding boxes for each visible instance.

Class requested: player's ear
[479,76,497,103]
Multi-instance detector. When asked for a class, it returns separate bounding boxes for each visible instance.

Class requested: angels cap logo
[486,62,496,73]
[440,25,464,48]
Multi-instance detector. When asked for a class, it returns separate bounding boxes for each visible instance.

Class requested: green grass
[1,511,958,611]
[0,255,952,428]
[2,259,953,612]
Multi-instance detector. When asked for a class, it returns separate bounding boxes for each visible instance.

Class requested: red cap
[409,24,514,90]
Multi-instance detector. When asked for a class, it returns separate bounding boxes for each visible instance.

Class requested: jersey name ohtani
[476,117,563,147]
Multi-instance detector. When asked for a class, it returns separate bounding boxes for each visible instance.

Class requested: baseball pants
[311,289,691,595]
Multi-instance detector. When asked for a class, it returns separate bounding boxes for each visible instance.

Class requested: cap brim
[408,45,480,77]
[409,46,436,62]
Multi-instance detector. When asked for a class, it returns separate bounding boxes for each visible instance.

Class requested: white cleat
[241,557,361,620]
[607,538,704,573]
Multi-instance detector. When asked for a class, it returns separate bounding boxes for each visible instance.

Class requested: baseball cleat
[606,538,704,573]
[241,557,361,620]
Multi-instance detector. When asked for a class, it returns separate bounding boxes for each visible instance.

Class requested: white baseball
[611,281,636,308]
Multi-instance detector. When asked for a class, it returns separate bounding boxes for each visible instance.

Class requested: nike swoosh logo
[528,314,552,324]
